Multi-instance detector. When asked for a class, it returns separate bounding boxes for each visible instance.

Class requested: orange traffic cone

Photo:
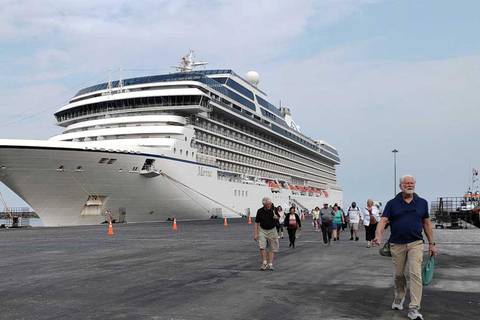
[248,216,252,224]
[107,221,114,235]
[224,217,228,226]
[302,214,305,221]
[173,218,178,230]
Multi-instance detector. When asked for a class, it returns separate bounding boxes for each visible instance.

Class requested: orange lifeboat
[297,186,306,195]
[323,190,329,197]
[290,184,299,195]
[306,187,314,196]
[268,181,280,193]
[312,188,321,197]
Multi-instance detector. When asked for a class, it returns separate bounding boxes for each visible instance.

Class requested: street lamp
[392,149,398,196]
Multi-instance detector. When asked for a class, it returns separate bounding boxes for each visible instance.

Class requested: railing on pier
[430,197,479,229]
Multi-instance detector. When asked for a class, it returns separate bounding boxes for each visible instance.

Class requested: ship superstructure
[0,51,342,226]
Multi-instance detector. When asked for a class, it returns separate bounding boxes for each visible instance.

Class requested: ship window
[242,190,245,197]
[174,148,176,154]
[99,158,109,164]
[192,152,195,158]
[180,149,183,155]
[185,137,187,141]
[107,159,117,164]
[75,166,83,172]
[186,151,189,156]
[234,190,237,196]
[245,191,248,197]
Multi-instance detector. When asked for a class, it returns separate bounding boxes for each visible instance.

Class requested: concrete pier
[0,218,479,319]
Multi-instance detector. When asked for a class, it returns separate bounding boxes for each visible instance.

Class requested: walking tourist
[312,206,321,232]
[285,207,301,248]
[346,202,361,241]
[361,199,380,248]
[332,204,344,241]
[276,205,285,239]
[319,202,334,245]
[374,175,437,320]
[254,197,280,271]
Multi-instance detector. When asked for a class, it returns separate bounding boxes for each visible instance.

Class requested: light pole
[392,149,398,196]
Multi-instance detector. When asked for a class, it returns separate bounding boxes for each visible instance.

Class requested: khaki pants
[390,240,424,309]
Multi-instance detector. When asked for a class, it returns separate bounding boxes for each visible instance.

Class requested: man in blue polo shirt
[374,175,437,320]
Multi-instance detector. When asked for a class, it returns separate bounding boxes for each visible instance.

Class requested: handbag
[422,256,435,286]
[379,240,391,257]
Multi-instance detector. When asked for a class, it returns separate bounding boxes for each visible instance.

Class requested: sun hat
[422,256,435,286]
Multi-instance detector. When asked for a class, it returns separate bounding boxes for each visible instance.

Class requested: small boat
[297,186,306,195]
[268,181,280,193]
[290,184,299,195]
[312,188,321,197]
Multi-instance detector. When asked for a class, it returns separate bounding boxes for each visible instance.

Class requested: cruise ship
[0,51,342,226]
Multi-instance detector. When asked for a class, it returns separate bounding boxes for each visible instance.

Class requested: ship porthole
[118,168,123,172]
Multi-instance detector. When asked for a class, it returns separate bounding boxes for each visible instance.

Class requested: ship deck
[1,218,478,319]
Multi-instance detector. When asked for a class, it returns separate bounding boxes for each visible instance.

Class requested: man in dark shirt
[254,197,280,271]
[374,175,437,320]
[319,202,334,244]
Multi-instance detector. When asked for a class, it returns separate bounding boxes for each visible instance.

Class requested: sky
[1,0,480,212]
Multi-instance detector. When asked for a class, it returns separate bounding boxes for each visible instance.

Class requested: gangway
[291,198,308,214]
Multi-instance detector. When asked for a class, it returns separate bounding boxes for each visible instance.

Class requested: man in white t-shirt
[346,201,361,241]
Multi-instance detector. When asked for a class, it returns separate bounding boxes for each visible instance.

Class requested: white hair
[262,197,272,205]
[399,175,416,184]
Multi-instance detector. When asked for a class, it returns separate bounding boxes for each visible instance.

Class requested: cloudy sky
[1,0,479,211]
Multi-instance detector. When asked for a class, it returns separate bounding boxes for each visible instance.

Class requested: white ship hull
[0,141,341,226]
[1,56,343,226]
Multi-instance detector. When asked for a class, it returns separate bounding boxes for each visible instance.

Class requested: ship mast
[174,50,208,72]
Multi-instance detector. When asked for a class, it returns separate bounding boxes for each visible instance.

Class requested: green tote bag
[422,256,435,286]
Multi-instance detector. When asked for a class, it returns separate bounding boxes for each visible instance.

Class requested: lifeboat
[312,188,321,197]
[290,184,299,195]
[323,190,329,197]
[297,186,306,195]
[306,187,314,196]
[268,181,280,193]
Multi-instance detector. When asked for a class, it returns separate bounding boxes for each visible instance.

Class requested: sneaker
[391,297,405,310]
[260,262,268,271]
[407,307,423,320]
[355,237,359,241]
[333,238,336,241]
[268,264,275,271]
[349,237,353,241]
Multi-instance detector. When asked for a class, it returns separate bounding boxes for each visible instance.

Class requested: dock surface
[1,218,479,319]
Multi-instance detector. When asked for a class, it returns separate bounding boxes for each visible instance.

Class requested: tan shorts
[349,222,359,231]
[258,227,279,252]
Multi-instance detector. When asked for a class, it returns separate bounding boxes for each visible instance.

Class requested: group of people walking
[254,175,437,320]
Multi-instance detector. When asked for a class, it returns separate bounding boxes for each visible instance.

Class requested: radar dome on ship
[245,71,260,87]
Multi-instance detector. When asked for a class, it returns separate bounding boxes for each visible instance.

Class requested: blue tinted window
[225,88,255,110]
[213,77,228,84]
[255,95,283,117]
[226,79,254,100]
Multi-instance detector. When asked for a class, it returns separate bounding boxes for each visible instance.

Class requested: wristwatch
[429,242,436,246]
